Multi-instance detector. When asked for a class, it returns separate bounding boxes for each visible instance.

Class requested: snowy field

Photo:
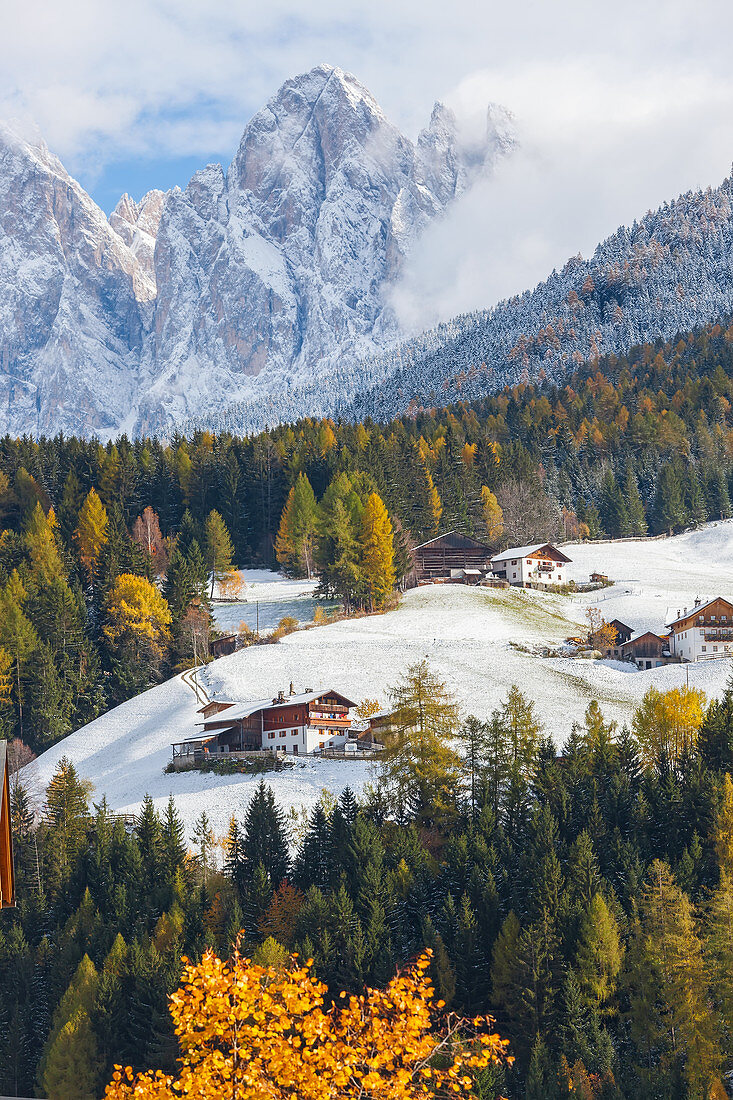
[26,523,733,837]
[211,569,339,634]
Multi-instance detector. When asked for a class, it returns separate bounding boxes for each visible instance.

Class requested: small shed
[210,634,238,658]
[0,741,15,908]
[411,531,493,585]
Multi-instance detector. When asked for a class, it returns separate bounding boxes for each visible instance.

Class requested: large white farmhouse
[667,597,733,661]
[491,543,571,588]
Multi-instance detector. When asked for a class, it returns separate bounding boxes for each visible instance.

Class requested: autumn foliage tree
[103,573,172,699]
[105,947,509,1100]
[132,506,169,576]
[75,488,109,590]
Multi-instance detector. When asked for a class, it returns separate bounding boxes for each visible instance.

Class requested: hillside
[26,522,733,836]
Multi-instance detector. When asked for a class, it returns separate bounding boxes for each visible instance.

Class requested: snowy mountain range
[0,65,515,438]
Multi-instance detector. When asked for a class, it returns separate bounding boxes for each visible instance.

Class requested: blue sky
[4,0,733,321]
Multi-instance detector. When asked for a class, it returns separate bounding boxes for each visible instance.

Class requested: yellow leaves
[103,573,172,662]
[104,946,509,1100]
[480,486,503,543]
[632,685,706,767]
[75,488,109,578]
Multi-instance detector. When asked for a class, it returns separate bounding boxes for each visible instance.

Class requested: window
[279,730,287,738]
[714,646,719,653]
[268,731,275,739]
[291,729,297,736]
[702,646,707,652]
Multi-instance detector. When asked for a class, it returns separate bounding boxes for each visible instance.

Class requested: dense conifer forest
[3,322,733,1095]
[5,662,733,1098]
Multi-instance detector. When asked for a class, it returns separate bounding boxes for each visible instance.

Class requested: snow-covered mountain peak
[0,68,518,438]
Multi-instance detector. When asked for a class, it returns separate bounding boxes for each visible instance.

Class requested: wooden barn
[410,531,493,586]
[0,741,15,908]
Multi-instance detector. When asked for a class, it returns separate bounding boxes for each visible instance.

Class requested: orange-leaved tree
[105,947,509,1099]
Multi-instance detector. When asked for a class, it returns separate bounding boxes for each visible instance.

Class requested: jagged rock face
[0,66,515,438]
[109,190,166,301]
[138,65,512,431]
[0,123,148,436]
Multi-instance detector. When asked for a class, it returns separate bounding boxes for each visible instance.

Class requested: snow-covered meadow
[25,522,733,837]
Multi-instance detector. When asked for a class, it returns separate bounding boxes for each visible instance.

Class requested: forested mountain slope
[197,174,733,434]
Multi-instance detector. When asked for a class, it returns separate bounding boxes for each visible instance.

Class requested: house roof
[199,688,358,728]
[620,630,668,648]
[609,619,633,632]
[413,530,492,552]
[491,543,572,564]
[665,597,733,629]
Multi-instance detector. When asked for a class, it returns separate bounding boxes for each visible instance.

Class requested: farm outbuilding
[410,531,494,586]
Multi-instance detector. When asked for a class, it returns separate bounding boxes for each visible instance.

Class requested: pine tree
[598,470,630,537]
[455,715,490,815]
[574,893,622,1014]
[705,869,733,1061]
[242,780,290,887]
[190,811,215,885]
[160,796,187,889]
[204,510,235,598]
[651,463,686,534]
[274,473,318,578]
[38,954,100,1097]
[624,468,648,535]
[699,683,733,771]
[625,860,721,1097]
[27,641,71,749]
[43,756,91,896]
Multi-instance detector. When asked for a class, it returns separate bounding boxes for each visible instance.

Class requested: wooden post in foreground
[0,741,15,908]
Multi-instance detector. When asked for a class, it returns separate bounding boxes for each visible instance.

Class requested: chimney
[694,596,702,607]
[289,681,295,696]
[277,690,285,703]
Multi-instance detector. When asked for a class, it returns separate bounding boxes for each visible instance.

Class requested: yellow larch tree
[632,686,706,766]
[480,486,503,542]
[359,492,395,611]
[75,489,109,589]
[105,947,509,1100]
[103,574,172,668]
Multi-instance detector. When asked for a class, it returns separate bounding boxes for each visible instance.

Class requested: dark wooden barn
[410,531,493,586]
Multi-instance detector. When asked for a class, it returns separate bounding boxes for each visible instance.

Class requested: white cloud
[392,58,733,329]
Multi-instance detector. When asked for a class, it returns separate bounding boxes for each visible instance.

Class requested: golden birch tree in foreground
[105,948,509,1100]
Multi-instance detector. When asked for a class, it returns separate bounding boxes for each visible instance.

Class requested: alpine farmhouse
[666,597,733,662]
[490,543,571,588]
[172,687,359,766]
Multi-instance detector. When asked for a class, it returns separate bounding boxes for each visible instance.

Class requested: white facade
[668,598,733,662]
[491,543,570,587]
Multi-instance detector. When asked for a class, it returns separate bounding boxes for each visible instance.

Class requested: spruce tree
[242,780,290,887]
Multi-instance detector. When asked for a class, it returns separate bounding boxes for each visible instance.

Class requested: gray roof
[413,530,492,552]
[491,542,572,564]
[199,688,357,727]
